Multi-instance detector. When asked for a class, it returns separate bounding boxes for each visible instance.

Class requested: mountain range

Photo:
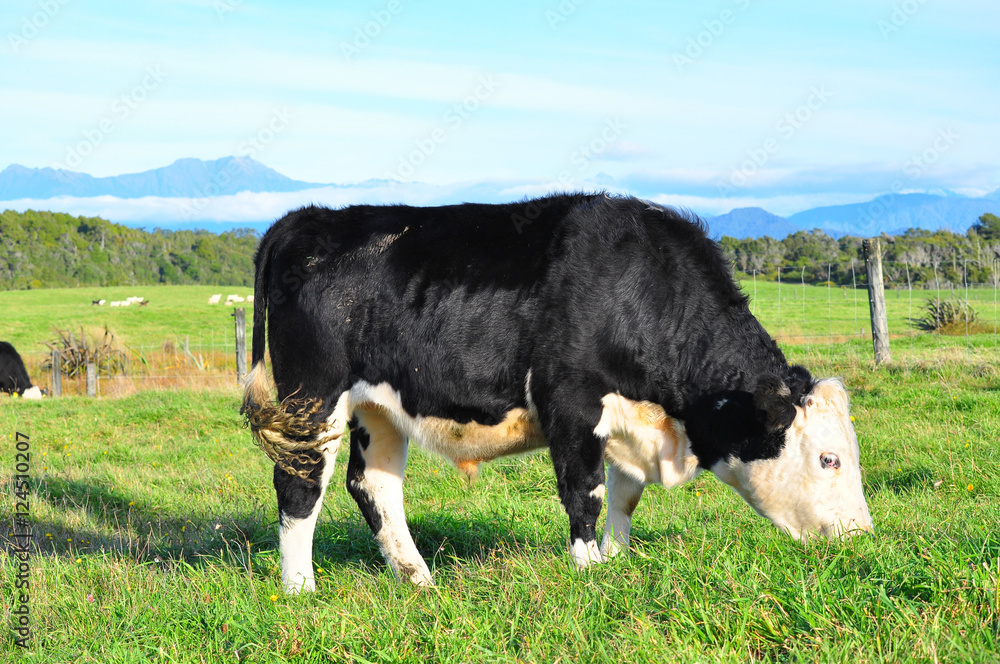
[0,157,322,199]
[1,157,997,239]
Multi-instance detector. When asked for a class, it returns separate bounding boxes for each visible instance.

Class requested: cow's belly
[346,381,548,477]
[341,381,697,485]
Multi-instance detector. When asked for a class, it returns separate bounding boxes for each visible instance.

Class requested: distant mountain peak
[0,157,322,200]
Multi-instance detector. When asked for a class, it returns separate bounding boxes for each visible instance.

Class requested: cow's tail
[240,231,339,481]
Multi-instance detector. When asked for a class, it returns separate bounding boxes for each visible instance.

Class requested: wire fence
[13,259,1000,397]
[746,259,999,365]
[19,328,255,397]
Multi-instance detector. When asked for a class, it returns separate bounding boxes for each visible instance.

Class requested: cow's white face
[711,379,873,539]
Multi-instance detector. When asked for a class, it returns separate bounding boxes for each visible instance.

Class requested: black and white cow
[1,342,42,399]
[242,193,873,593]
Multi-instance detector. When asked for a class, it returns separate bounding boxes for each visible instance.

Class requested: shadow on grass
[866,467,938,495]
[2,477,276,569]
[4,475,611,581]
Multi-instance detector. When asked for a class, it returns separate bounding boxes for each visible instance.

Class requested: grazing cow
[1,342,42,399]
[242,194,873,593]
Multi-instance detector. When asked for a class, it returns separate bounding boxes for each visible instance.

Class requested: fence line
[14,261,1000,398]
[745,259,999,364]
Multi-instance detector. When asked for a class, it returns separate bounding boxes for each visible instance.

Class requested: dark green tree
[970,213,1000,241]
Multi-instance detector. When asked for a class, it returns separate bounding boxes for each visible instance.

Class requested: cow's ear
[786,365,814,404]
[754,375,797,432]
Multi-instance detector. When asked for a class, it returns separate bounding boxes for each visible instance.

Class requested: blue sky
[1,0,998,217]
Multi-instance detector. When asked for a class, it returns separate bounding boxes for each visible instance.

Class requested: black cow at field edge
[241,193,873,593]
[1,342,43,399]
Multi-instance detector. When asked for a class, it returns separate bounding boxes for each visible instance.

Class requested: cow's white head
[706,377,873,539]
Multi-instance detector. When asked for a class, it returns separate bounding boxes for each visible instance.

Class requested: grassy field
[2,286,1000,662]
[0,285,256,353]
[747,279,999,345]
[2,281,997,373]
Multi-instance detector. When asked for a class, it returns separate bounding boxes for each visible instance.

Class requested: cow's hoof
[570,538,605,568]
[599,535,628,560]
[283,576,316,594]
[410,572,435,587]
[396,562,434,587]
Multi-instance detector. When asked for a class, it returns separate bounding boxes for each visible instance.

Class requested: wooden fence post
[863,238,891,364]
[51,350,62,397]
[86,362,97,397]
[234,307,247,384]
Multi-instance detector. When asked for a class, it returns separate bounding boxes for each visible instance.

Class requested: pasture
[2,284,999,662]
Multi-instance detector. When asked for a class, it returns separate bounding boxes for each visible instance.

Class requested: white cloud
[2,182,890,226]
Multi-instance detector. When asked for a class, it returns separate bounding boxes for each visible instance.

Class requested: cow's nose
[845,520,874,535]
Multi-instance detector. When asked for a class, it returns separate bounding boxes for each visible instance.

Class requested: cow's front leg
[548,416,608,568]
[600,463,645,558]
[347,411,433,586]
[274,440,340,594]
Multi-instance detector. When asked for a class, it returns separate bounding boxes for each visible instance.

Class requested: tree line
[2,209,998,291]
[720,213,1000,288]
[0,209,257,289]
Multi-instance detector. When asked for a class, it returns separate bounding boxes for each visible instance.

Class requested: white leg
[349,410,433,586]
[571,538,605,568]
[278,442,339,594]
[600,463,646,559]
[277,395,348,594]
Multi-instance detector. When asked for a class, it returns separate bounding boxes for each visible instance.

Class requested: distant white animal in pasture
[226,294,246,304]
[208,294,222,305]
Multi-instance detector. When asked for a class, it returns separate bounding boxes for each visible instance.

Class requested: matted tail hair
[240,363,343,480]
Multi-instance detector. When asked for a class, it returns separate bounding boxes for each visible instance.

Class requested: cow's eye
[820,452,841,470]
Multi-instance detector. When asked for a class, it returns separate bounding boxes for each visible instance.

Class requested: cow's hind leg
[544,402,608,568]
[274,393,348,594]
[347,409,433,586]
[274,450,333,593]
[600,463,645,559]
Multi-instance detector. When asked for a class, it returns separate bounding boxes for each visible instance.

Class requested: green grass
[747,280,1000,344]
[0,285,255,354]
[2,335,999,662]
[3,283,1000,661]
[2,282,998,366]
